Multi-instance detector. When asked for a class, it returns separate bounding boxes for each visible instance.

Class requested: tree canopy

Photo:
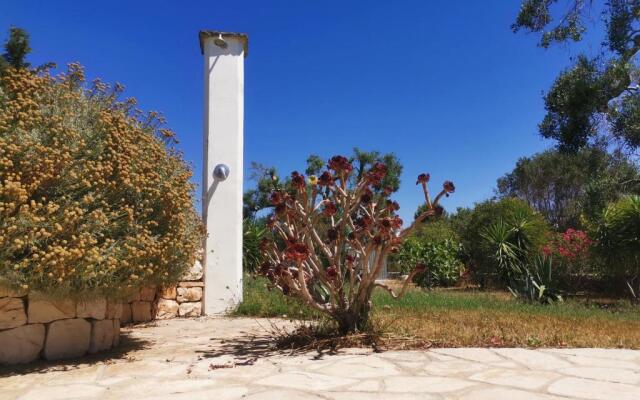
[514,0,640,154]
[496,147,639,229]
[0,27,31,73]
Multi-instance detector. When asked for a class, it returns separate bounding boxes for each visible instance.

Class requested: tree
[496,147,639,229]
[514,0,640,154]
[258,156,455,333]
[0,27,31,73]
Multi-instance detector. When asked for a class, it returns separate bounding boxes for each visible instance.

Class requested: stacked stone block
[0,287,121,365]
[119,260,204,324]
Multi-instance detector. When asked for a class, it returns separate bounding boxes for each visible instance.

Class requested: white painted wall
[202,34,246,314]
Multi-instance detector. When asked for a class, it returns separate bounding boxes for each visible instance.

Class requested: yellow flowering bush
[0,64,202,298]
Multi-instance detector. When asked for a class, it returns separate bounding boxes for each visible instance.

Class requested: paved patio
[1,317,640,400]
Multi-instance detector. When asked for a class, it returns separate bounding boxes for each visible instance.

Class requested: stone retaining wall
[0,289,121,365]
[120,259,204,324]
[0,260,203,366]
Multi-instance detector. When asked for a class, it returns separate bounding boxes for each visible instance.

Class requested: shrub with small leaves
[0,65,202,299]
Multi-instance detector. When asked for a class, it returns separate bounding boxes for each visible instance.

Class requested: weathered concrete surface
[1,317,639,400]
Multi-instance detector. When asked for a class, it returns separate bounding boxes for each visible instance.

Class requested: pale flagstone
[313,355,402,378]
[422,359,487,377]
[255,371,358,391]
[564,355,640,370]
[347,379,382,392]
[542,348,640,362]
[459,387,567,400]
[244,389,327,400]
[156,298,179,319]
[493,348,572,370]
[384,376,477,393]
[431,347,504,363]
[131,301,152,322]
[139,286,157,302]
[558,366,640,384]
[469,368,560,390]
[18,384,106,400]
[3,318,640,400]
[182,260,203,281]
[548,376,640,400]
[328,392,439,400]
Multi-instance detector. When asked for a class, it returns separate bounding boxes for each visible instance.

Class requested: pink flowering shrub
[258,155,455,333]
[541,228,593,262]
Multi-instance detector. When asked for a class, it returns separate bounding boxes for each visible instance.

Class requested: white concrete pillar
[200,31,248,314]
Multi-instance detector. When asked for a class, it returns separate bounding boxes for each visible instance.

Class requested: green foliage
[594,195,640,295]
[243,219,266,273]
[514,1,640,153]
[508,254,563,304]
[454,198,550,286]
[393,235,464,288]
[497,147,639,229]
[0,27,31,72]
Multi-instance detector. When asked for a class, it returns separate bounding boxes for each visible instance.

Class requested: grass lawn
[235,275,640,348]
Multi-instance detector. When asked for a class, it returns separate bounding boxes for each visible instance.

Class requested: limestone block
[89,319,114,353]
[44,318,91,360]
[77,298,107,320]
[156,299,179,319]
[120,302,132,324]
[112,319,120,347]
[176,287,202,303]
[27,298,75,324]
[182,260,203,281]
[131,301,152,323]
[178,302,202,317]
[0,324,45,365]
[127,290,140,303]
[178,281,204,288]
[105,301,123,319]
[0,297,27,330]
[139,286,157,302]
[160,286,177,299]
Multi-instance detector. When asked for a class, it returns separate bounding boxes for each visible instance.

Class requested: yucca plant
[508,254,563,304]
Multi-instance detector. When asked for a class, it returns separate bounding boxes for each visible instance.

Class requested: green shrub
[393,236,464,288]
[454,198,550,287]
[0,66,202,299]
[594,195,640,297]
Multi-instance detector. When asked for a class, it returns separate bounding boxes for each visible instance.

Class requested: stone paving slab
[1,317,640,399]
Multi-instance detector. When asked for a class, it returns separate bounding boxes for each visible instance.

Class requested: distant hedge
[0,65,202,298]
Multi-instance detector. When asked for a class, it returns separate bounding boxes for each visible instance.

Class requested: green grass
[235,275,640,348]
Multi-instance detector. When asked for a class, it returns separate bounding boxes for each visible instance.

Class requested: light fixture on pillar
[213,164,230,181]
[213,33,228,49]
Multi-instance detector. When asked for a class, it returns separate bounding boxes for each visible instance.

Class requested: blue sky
[2,1,606,224]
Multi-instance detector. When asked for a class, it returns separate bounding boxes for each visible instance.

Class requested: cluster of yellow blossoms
[0,65,202,298]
